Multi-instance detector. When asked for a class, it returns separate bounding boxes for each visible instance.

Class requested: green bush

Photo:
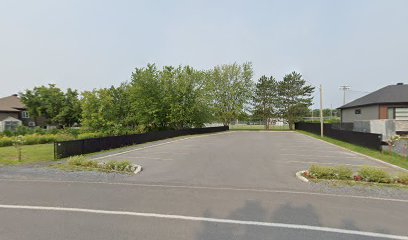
[67,156,98,168]
[115,160,132,172]
[357,167,391,183]
[396,172,408,185]
[0,136,13,147]
[334,166,354,180]
[77,132,106,140]
[309,165,353,180]
[103,160,133,172]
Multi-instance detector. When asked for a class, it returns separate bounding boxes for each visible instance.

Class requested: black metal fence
[54,126,229,159]
[295,122,383,150]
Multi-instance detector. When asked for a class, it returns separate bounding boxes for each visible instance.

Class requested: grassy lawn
[0,144,54,166]
[230,124,290,131]
[297,130,408,171]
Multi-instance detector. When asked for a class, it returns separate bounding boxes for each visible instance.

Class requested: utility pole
[320,84,324,137]
[330,104,333,120]
[339,85,351,105]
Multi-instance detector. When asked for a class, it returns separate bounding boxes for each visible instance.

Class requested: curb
[133,164,142,174]
[296,170,309,183]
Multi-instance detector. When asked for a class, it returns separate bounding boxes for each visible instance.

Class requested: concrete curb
[298,132,408,173]
[296,170,309,183]
[133,164,142,174]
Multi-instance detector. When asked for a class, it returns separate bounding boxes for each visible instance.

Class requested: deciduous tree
[208,62,254,126]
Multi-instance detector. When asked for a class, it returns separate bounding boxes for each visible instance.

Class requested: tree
[129,64,212,131]
[277,72,315,130]
[54,88,82,127]
[129,64,169,131]
[207,62,254,126]
[81,84,134,134]
[21,85,82,127]
[163,66,211,129]
[252,75,278,129]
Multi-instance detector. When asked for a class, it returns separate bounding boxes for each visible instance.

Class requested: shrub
[3,130,13,137]
[334,166,354,180]
[308,165,353,180]
[77,132,106,140]
[0,136,13,147]
[23,134,57,145]
[357,167,391,183]
[309,165,336,179]
[67,156,98,168]
[103,160,133,172]
[396,172,408,185]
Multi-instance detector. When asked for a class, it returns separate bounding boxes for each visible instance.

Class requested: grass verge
[52,156,136,174]
[0,133,201,166]
[305,164,408,189]
[297,130,408,171]
[0,144,54,166]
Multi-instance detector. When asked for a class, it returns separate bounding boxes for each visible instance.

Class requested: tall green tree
[20,84,72,126]
[81,84,134,134]
[163,66,211,129]
[129,64,169,131]
[129,64,212,131]
[277,72,315,130]
[54,88,82,127]
[252,75,278,129]
[208,62,254,126]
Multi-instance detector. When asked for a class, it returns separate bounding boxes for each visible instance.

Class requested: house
[0,94,35,132]
[338,83,408,138]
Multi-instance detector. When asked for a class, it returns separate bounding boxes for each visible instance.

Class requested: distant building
[337,83,408,138]
[0,94,35,132]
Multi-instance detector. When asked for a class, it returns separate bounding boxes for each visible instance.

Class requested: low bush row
[306,165,408,185]
[66,156,135,173]
[0,132,110,147]
[0,134,74,147]
[0,126,81,137]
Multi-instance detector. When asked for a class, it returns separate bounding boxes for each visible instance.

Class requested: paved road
[0,131,407,240]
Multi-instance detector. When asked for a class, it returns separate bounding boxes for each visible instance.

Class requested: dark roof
[338,84,408,109]
[0,95,26,112]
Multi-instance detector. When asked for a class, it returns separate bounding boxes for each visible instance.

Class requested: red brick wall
[379,105,388,119]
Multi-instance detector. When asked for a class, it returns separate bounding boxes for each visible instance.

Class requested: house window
[355,109,361,114]
[395,108,408,120]
[21,111,29,119]
[387,108,395,119]
[4,121,19,131]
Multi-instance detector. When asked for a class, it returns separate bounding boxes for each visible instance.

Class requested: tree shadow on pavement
[195,200,385,240]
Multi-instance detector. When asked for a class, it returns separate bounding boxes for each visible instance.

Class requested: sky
[1,0,407,109]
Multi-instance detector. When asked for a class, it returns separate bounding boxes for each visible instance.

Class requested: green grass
[297,130,408,171]
[0,144,54,166]
[52,156,135,174]
[230,124,290,131]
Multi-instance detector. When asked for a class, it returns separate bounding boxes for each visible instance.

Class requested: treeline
[20,63,314,133]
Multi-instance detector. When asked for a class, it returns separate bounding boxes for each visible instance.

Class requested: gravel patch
[303,180,408,200]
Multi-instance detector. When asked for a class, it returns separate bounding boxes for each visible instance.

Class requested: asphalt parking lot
[92,131,400,190]
[0,131,407,240]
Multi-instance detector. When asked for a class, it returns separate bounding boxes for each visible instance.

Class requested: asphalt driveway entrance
[91,131,399,190]
[0,131,407,239]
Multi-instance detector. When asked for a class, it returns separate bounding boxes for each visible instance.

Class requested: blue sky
[1,0,407,108]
